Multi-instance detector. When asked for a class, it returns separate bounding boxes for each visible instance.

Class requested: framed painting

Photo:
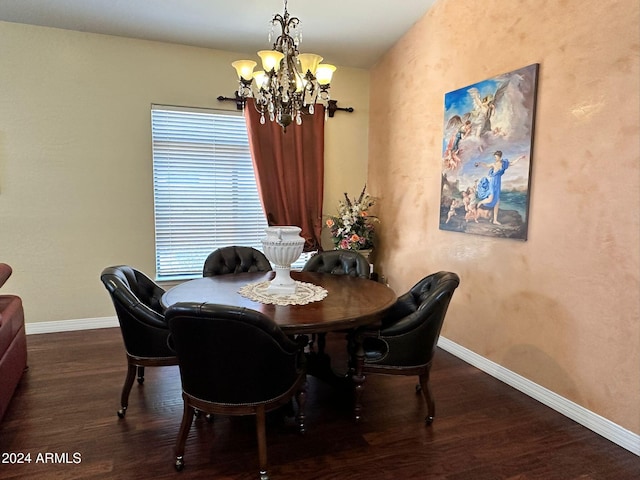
[439,63,539,240]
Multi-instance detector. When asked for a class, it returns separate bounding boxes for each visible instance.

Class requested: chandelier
[231,0,336,131]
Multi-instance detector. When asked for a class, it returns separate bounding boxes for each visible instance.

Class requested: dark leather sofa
[0,263,27,421]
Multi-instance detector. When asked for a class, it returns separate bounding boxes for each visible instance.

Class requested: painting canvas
[439,63,539,240]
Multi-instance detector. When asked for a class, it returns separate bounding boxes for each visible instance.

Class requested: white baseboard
[438,336,640,456]
[25,316,118,335]
[23,319,639,456]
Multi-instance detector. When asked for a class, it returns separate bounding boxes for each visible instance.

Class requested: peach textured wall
[368,0,639,434]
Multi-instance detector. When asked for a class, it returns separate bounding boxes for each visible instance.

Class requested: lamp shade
[315,64,336,85]
[298,53,323,76]
[253,70,267,90]
[231,60,257,81]
[258,50,285,72]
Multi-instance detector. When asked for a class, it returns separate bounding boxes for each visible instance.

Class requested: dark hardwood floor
[1,328,638,479]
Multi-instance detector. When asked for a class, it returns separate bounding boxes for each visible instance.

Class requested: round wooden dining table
[161,270,396,335]
[161,270,396,421]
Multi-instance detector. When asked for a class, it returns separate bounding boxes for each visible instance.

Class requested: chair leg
[418,370,435,425]
[174,401,195,471]
[351,330,367,423]
[137,366,145,384]
[256,405,269,480]
[346,331,356,374]
[295,378,307,435]
[118,362,137,418]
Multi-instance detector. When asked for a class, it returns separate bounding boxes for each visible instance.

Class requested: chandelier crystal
[231,0,336,131]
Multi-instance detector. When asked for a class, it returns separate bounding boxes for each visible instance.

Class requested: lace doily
[238,280,328,306]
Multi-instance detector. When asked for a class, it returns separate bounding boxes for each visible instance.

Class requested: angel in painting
[442,78,512,169]
[443,119,472,170]
[467,85,506,137]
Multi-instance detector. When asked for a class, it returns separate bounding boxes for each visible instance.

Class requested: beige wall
[0,21,369,324]
[368,0,639,434]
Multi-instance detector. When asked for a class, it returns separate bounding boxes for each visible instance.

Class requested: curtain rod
[216,93,354,117]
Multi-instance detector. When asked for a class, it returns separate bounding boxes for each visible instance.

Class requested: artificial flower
[325,185,378,251]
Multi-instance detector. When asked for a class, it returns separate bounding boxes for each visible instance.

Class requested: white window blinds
[151,105,268,280]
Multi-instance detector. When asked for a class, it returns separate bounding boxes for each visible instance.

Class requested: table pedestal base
[304,331,367,423]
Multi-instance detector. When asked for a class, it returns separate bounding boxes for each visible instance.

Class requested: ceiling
[0,0,436,69]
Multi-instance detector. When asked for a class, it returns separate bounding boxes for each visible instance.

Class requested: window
[151,105,311,281]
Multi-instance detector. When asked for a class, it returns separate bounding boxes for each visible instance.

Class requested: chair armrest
[379,310,422,337]
[0,264,13,289]
[112,285,168,329]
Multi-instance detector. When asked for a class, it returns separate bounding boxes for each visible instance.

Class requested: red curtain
[244,99,325,252]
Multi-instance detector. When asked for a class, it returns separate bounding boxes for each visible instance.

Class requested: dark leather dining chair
[202,246,272,277]
[357,271,460,425]
[100,265,177,418]
[302,250,370,279]
[166,302,307,478]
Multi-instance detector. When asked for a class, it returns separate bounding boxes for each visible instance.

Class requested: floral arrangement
[325,185,378,250]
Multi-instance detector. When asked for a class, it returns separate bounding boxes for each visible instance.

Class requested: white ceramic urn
[261,226,305,294]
